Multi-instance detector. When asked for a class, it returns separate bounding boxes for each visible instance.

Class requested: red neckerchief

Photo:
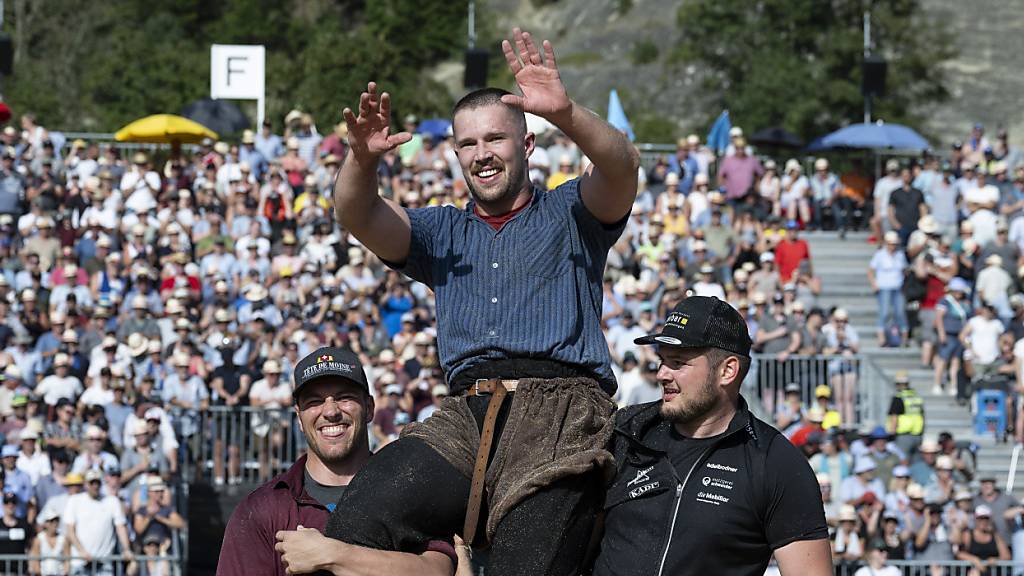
[474,201,529,232]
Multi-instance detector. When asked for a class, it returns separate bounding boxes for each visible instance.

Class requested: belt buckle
[474,379,485,395]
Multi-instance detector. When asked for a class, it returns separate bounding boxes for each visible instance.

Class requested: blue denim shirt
[394,178,626,394]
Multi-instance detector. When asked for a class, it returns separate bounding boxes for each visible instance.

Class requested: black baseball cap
[635,296,752,357]
[292,347,369,401]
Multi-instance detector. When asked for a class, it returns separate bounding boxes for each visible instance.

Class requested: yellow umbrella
[114,114,218,144]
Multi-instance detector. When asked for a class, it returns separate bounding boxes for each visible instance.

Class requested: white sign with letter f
[211,44,266,126]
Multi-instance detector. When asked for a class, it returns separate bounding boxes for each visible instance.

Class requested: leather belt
[465,378,519,396]
[462,378,513,547]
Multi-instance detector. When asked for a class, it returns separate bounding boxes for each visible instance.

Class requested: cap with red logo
[292,347,368,400]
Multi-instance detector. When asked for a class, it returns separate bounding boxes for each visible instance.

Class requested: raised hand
[342,82,412,162]
[501,28,571,122]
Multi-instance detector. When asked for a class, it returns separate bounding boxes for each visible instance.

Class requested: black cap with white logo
[292,347,369,400]
[634,296,752,357]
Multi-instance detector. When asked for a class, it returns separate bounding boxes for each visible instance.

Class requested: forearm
[316,539,452,576]
[333,153,410,262]
[554,101,639,185]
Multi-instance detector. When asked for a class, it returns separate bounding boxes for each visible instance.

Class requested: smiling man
[591,296,832,576]
[313,27,639,575]
[217,347,455,576]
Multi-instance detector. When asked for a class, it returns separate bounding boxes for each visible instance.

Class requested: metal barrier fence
[180,355,895,487]
[174,406,307,485]
[745,353,893,429]
[0,553,182,575]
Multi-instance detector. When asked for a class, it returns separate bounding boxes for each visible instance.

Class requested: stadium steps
[805,231,1024,498]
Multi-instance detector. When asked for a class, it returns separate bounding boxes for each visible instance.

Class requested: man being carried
[280,27,639,575]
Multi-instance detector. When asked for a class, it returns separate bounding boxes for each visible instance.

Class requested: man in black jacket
[591,296,832,576]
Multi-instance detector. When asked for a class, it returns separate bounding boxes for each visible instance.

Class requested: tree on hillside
[673,0,952,142]
[3,0,468,133]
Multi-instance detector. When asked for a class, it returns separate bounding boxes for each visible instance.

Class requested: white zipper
[656,446,713,576]
[655,483,684,576]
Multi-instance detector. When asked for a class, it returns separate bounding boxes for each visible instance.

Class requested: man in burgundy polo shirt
[217,347,455,576]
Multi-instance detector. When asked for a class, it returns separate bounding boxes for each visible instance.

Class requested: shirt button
[491,297,498,304]
[492,262,499,269]
[488,330,496,336]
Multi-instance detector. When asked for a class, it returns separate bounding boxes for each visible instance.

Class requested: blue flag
[607,89,635,142]
[706,110,731,154]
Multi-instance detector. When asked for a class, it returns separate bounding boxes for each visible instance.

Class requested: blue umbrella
[417,118,453,140]
[706,111,731,154]
[810,122,929,151]
[607,89,635,142]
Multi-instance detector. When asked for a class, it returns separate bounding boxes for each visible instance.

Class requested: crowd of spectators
[866,129,1024,446]
[0,107,1021,573]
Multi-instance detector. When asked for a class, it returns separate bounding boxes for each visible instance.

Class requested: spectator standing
[888,167,928,246]
[63,469,133,575]
[29,507,69,576]
[0,491,33,574]
[34,450,69,515]
[868,231,909,346]
[822,308,860,423]
[717,137,763,203]
[886,371,924,458]
[934,278,972,395]
[2,444,33,520]
[774,220,811,284]
[871,160,904,241]
[974,476,1020,548]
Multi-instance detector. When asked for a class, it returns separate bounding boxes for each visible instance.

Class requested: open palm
[501,28,571,121]
[343,82,412,160]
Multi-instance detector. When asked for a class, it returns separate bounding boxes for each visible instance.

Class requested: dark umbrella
[748,126,803,149]
[180,99,250,138]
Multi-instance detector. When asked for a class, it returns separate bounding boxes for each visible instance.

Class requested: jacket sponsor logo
[696,491,730,505]
[702,476,733,490]
[629,481,660,499]
[627,466,655,487]
[706,462,738,473]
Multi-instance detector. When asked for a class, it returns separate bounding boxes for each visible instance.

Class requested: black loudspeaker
[863,56,887,98]
[0,35,12,76]
[464,48,489,89]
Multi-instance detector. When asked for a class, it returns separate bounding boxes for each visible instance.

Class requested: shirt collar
[615,395,756,450]
[464,186,541,219]
[273,454,322,507]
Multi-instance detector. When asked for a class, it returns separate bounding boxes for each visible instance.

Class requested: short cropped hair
[706,347,751,386]
[452,88,527,136]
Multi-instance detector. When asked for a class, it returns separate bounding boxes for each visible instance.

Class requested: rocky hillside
[477,0,1024,147]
